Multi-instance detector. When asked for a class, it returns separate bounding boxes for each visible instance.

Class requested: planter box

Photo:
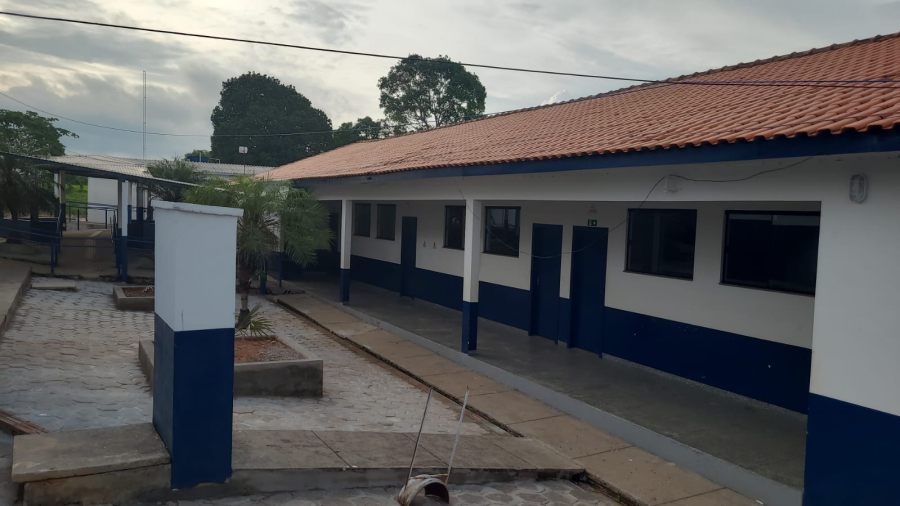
[138,335,323,397]
[113,286,154,311]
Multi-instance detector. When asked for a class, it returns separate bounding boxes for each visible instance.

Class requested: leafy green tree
[210,72,333,167]
[0,110,77,237]
[146,158,209,202]
[332,116,385,148]
[184,176,332,325]
[378,54,486,131]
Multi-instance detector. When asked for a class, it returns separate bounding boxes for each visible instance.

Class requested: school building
[261,33,900,506]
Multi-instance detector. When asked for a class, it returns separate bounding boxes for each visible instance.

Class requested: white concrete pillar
[461,198,482,353]
[120,180,130,237]
[339,199,353,303]
[117,180,123,232]
[151,200,242,489]
[804,170,900,505]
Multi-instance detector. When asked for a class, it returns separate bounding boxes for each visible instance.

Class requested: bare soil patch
[122,286,154,297]
[235,337,303,364]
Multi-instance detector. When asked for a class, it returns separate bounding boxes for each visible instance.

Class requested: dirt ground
[234,336,303,363]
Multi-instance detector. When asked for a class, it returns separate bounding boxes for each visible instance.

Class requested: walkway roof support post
[340,199,353,304]
[462,198,481,353]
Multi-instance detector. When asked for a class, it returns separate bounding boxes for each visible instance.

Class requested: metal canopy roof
[0,151,194,187]
[48,155,273,177]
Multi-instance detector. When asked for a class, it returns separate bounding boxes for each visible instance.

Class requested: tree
[378,54,486,131]
[184,176,332,325]
[332,116,384,148]
[146,158,208,202]
[0,110,77,235]
[210,72,333,167]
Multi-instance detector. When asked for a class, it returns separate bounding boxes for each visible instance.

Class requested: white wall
[87,177,118,223]
[338,197,819,350]
[315,151,900,417]
[811,165,900,417]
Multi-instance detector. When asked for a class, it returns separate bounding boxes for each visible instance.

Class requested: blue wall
[804,394,900,505]
[344,255,811,413]
[604,308,811,413]
[153,315,234,489]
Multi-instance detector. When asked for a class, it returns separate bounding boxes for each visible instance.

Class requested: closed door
[570,226,608,354]
[400,216,417,297]
[530,223,563,340]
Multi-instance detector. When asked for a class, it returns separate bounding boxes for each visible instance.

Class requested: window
[353,203,370,237]
[626,209,697,279]
[722,211,820,295]
[376,204,396,240]
[484,206,520,256]
[444,206,465,249]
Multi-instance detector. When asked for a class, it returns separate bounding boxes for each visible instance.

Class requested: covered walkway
[285,273,807,493]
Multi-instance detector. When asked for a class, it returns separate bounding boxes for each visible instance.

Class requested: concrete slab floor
[289,274,808,489]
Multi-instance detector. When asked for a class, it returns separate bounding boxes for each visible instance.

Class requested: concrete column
[339,199,353,303]
[58,170,66,204]
[461,198,482,353]
[151,200,242,489]
[120,180,130,237]
[803,172,900,506]
[117,180,123,232]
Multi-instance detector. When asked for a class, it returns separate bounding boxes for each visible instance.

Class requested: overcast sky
[1,0,899,163]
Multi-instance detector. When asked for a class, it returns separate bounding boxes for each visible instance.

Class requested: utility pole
[142,71,147,160]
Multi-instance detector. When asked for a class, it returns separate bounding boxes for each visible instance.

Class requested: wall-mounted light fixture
[587,204,598,218]
[850,174,868,203]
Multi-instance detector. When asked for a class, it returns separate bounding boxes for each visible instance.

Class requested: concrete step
[12,424,583,506]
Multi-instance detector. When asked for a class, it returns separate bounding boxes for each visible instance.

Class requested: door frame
[400,216,417,298]
[529,223,563,340]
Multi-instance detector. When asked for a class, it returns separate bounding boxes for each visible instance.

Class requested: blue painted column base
[803,393,900,506]
[462,301,478,353]
[340,268,350,303]
[152,315,234,489]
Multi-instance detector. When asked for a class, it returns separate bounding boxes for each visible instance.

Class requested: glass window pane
[376,204,395,240]
[657,210,697,278]
[354,204,370,237]
[484,207,520,256]
[444,206,465,249]
[723,211,819,295]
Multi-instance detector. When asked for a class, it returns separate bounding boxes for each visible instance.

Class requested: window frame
[483,206,521,257]
[353,203,371,237]
[375,204,396,241]
[720,210,820,296]
[443,205,466,250]
[625,208,697,280]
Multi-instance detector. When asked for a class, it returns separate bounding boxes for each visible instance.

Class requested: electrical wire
[5,89,900,144]
[459,154,817,259]
[3,11,900,88]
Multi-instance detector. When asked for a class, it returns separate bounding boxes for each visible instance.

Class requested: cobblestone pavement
[147,480,617,506]
[0,280,486,435]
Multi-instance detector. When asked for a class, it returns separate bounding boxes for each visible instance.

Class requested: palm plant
[184,176,332,327]
[147,158,209,202]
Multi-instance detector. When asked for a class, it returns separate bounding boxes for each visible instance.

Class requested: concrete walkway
[276,290,763,506]
[12,423,584,505]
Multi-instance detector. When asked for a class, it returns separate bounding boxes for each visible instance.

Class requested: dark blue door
[530,223,563,340]
[570,226,608,354]
[400,216,417,297]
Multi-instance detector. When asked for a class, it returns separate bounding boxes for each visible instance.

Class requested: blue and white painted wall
[152,200,242,489]
[308,150,900,505]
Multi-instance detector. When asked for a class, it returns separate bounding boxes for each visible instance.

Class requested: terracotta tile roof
[263,33,900,182]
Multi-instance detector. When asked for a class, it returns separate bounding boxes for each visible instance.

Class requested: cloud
[1,0,897,160]
[541,89,572,106]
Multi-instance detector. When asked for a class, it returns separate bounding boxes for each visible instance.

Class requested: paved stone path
[0,280,486,435]
[152,480,616,506]
[278,292,761,506]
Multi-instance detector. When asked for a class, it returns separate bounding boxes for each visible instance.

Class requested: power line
[4,89,900,143]
[460,154,817,259]
[3,11,900,88]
